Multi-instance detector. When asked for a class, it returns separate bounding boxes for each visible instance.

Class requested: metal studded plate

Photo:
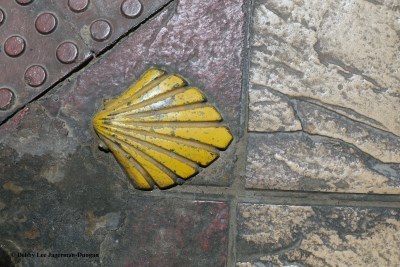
[50,0,172,53]
[0,0,91,122]
[0,0,171,123]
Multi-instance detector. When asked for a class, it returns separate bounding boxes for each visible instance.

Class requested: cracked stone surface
[249,0,400,136]
[247,0,400,192]
[293,100,400,163]
[246,132,400,193]
[237,204,400,266]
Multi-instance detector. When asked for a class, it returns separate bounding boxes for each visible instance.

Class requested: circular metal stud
[56,42,79,64]
[68,0,90,13]
[24,65,47,87]
[0,88,15,110]
[121,0,143,18]
[90,19,112,41]
[0,8,5,26]
[35,13,58,34]
[4,36,26,57]
[15,0,33,5]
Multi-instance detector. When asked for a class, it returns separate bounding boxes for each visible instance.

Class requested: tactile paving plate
[51,0,172,54]
[0,0,91,122]
[0,0,171,123]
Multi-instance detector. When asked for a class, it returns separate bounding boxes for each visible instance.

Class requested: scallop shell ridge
[93,68,233,190]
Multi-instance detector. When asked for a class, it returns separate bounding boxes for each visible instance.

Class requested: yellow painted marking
[97,124,219,166]
[104,75,186,115]
[93,68,234,190]
[135,74,187,103]
[105,68,165,109]
[110,88,206,117]
[99,126,197,178]
[99,121,233,149]
[98,129,176,189]
[102,139,153,190]
[112,106,222,123]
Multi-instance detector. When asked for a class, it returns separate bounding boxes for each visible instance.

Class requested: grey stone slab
[246,132,400,193]
[293,100,400,163]
[237,203,400,266]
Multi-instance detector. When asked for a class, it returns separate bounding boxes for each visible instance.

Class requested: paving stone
[0,143,228,267]
[248,86,301,132]
[0,0,174,124]
[293,100,400,163]
[249,0,400,136]
[101,200,229,267]
[237,204,400,266]
[50,0,172,54]
[246,132,400,193]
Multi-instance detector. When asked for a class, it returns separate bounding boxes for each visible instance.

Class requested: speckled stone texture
[101,200,229,267]
[249,0,400,135]
[247,0,400,191]
[246,132,400,193]
[237,204,400,266]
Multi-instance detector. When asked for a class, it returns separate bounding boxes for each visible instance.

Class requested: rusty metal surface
[0,0,172,124]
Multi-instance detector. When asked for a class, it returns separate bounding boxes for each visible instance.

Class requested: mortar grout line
[149,185,400,206]
[226,0,254,265]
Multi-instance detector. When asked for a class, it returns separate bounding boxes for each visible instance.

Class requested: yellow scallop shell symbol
[93,68,233,190]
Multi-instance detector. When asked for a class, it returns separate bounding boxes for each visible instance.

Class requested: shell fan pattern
[93,68,233,190]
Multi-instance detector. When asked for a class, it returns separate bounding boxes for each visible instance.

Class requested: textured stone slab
[101,200,229,266]
[249,0,400,135]
[246,132,400,193]
[237,204,400,266]
[0,0,175,124]
[248,86,301,132]
[0,149,228,267]
[293,100,400,163]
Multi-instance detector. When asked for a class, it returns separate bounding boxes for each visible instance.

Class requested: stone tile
[248,86,301,132]
[237,204,400,266]
[0,0,245,187]
[101,200,229,267]
[246,132,400,193]
[249,0,400,136]
[0,141,129,267]
[0,147,229,267]
[293,100,400,163]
